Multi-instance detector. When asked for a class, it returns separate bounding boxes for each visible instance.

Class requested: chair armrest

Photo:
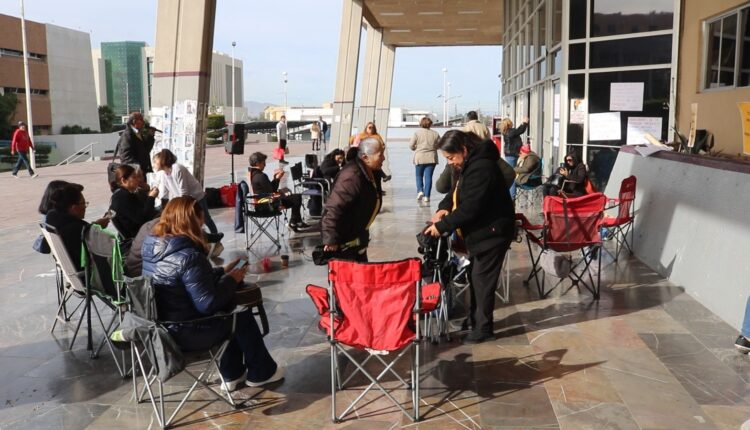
[515,213,543,231]
[159,305,248,325]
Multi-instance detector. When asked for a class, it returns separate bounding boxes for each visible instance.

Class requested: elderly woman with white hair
[321,137,385,262]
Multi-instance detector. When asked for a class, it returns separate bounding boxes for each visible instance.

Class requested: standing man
[276,115,288,165]
[118,112,156,174]
[318,116,328,148]
[11,121,36,178]
[462,111,491,141]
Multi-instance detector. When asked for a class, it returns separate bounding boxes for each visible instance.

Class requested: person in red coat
[11,121,36,178]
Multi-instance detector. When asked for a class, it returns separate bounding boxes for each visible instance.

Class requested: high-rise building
[0,13,99,134]
[101,41,147,116]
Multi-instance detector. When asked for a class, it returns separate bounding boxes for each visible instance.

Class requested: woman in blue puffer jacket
[141,196,284,390]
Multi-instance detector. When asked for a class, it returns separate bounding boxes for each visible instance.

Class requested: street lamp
[231,41,236,124]
[282,71,288,114]
[442,67,447,126]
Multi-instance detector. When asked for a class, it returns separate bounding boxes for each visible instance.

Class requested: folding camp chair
[115,276,245,429]
[290,162,328,218]
[242,179,286,250]
[514,160,543,212]
[519,193,607,299]
[602,175,636,260]
[306,258,429,423]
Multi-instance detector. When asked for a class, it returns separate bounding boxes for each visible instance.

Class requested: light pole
[282,71,288,115]
[231,41,236,124]
[447,82,451,124]
[442,67,447,126]
[19,0,36,169]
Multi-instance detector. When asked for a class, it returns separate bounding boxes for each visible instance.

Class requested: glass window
[590,0,674,37]
[704,11,740,89]
[551,49,562,75]
[739,9,750,86]
[539,2,547,55]
[551,0,563,46]
[586,147,619,191]
[567,74,585,143]
[569,0,587,40]
[589,35,672,68]
[569,43,586,70]
[720,14,738,87]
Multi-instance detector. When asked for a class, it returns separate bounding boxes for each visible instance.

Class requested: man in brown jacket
[461,111,490,141]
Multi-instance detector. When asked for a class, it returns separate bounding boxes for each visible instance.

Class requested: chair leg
[330,341,338,423]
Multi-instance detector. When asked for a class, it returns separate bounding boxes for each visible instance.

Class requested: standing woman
[425,130,515,344]
[499,116,529,199]
[409,116,440,203]
[321,137,385,262]
[310,122,321,151]
[152,149,223,241]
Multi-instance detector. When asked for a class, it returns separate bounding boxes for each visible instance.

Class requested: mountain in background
[244,101,276,118]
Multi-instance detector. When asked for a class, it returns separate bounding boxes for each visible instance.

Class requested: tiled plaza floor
[0,140,748,429]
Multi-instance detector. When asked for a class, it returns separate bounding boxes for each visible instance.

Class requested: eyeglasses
[565,158,573,162]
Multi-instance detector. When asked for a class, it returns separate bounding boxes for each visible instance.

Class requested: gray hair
[357,137,383,159]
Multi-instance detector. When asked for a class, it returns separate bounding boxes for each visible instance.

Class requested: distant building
[101,41,147,117]
[0,13,99,134]
[91,49,107,107]
[387,108,437,128]
[263,104,434,128]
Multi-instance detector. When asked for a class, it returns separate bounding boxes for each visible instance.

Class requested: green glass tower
[101,41,146,116]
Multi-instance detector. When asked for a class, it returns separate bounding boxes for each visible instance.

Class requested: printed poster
[626,117,663,145]
[738,102,750,154]
[688,103,698,149]
[570,98,586,124]
[609,82,644,111]
[589,112,621,141]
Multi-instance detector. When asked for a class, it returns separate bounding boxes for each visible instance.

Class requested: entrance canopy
[362,0,504,47]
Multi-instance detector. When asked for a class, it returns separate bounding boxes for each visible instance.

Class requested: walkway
[0,139,746,429]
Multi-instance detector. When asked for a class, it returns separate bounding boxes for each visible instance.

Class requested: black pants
[279,194,302,223]
[468,242,510,335]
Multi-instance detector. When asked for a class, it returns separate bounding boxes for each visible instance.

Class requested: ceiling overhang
[362,0,504,47]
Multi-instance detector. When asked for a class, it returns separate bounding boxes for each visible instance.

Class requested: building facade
[501,0,679,190]
[101,41,147,117]
[0,13,99,135]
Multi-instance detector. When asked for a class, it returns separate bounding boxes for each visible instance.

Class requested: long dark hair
[438,130,481,154]
[324,148,345,163]
[115,164,137,188]
[50,183,85,213]
[39,181,83,215]
[565,151,581,166]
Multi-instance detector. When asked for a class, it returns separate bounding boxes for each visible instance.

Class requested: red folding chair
[602,175,636,260]
[518,193,607,299]
[306,258,429,423]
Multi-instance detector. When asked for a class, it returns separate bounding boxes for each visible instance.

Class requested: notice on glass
[738,102,750,154]
[626,117,663,145]
[570,98,586,124]
[609,82,644,111]
[589,112,621,141]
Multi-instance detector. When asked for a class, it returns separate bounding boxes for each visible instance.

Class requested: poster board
[687,103,698,149]
[609,82,644,111]
[570,98,585,124]
[738,102,750,155]
[626,117,663,145]
[150,100,199,174]
[589,112,621,141]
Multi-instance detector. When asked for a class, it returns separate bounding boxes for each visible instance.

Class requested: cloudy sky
[1,0,502,115]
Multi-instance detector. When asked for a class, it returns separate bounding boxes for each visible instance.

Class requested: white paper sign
[609,82,644,111]
[570,98,586,124]
[626,117,662,145]
[589,112,621,141]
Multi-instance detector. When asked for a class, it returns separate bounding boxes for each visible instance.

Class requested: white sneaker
[31,173,38,178]
[416,192,424,201]
[209,242,224,258]
[422,196,430,203]
[220,370,247,391]
[11,174,18,179]
[246,366,285,387]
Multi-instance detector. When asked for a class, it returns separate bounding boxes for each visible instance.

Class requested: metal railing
[56,142,99,166]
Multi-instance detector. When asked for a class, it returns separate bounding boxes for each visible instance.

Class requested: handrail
[56,142,99,166]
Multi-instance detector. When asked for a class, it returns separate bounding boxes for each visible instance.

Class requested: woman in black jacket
[142,197,284,390]
[425,131,515,344]
[499,116,529,199]
[559,151,588,197]
[110,165,159,240]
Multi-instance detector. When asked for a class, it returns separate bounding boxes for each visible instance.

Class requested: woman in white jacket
[152,149,223,241]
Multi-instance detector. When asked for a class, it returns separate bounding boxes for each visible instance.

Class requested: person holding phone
[142,196,284,390]
[110,165,159,240]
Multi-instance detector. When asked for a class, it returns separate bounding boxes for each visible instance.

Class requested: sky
[1,0,502,115]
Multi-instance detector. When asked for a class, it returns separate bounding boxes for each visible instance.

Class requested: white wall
[91,49,107,106]
[45,24,100,133]
[605,149,750,331]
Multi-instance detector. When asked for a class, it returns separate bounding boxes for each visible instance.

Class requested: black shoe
[279,160,289,165]
[205,232,224,243]
[295,221,311,230]
[462,331,494,345]
[382,174,392,183]
[735,335,750,353]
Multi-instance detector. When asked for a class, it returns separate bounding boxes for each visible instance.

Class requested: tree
[0,93,18,140]
[61,125,97,134]
[98,105,116,133]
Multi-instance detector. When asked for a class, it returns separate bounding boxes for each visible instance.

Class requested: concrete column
[374,44,395,142]
[151,0,216,182]
[357,24,382,130]
[331,0,363,149]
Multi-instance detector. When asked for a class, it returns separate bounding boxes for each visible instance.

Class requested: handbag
[107,143,122,192]
[219,183,238,207]
[235,283,269,336]
[272,147,285,160]
[33,234,50,254]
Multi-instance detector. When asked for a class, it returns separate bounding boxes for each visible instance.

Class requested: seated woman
[318,148,346,182]
[110,165,159,241]
[247,151,309,231]
[45,182,109,270]
[141,196,284,390]
[34,180,84,254]
[543,152,588,197]
[514,142,542,188]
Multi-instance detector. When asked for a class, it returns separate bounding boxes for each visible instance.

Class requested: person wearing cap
[11,121,36,178]
[514,141,541,187]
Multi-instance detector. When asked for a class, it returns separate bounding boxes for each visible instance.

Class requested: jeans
[415,163,436,198]
[198,197,219,234]
[12,151,34,176]
[743,296,750,337]
[504,155,518,199]
[219,310,278,382]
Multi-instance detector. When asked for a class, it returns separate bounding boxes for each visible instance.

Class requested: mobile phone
[104,209,116,219]
[234,259,248,270]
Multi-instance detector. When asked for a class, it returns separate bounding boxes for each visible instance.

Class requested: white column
[357,24,382,130]
[330,0,363,149]
[19,0,36,169]
[375,44,395,173]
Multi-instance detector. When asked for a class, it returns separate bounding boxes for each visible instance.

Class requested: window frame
[701,6,748,91]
